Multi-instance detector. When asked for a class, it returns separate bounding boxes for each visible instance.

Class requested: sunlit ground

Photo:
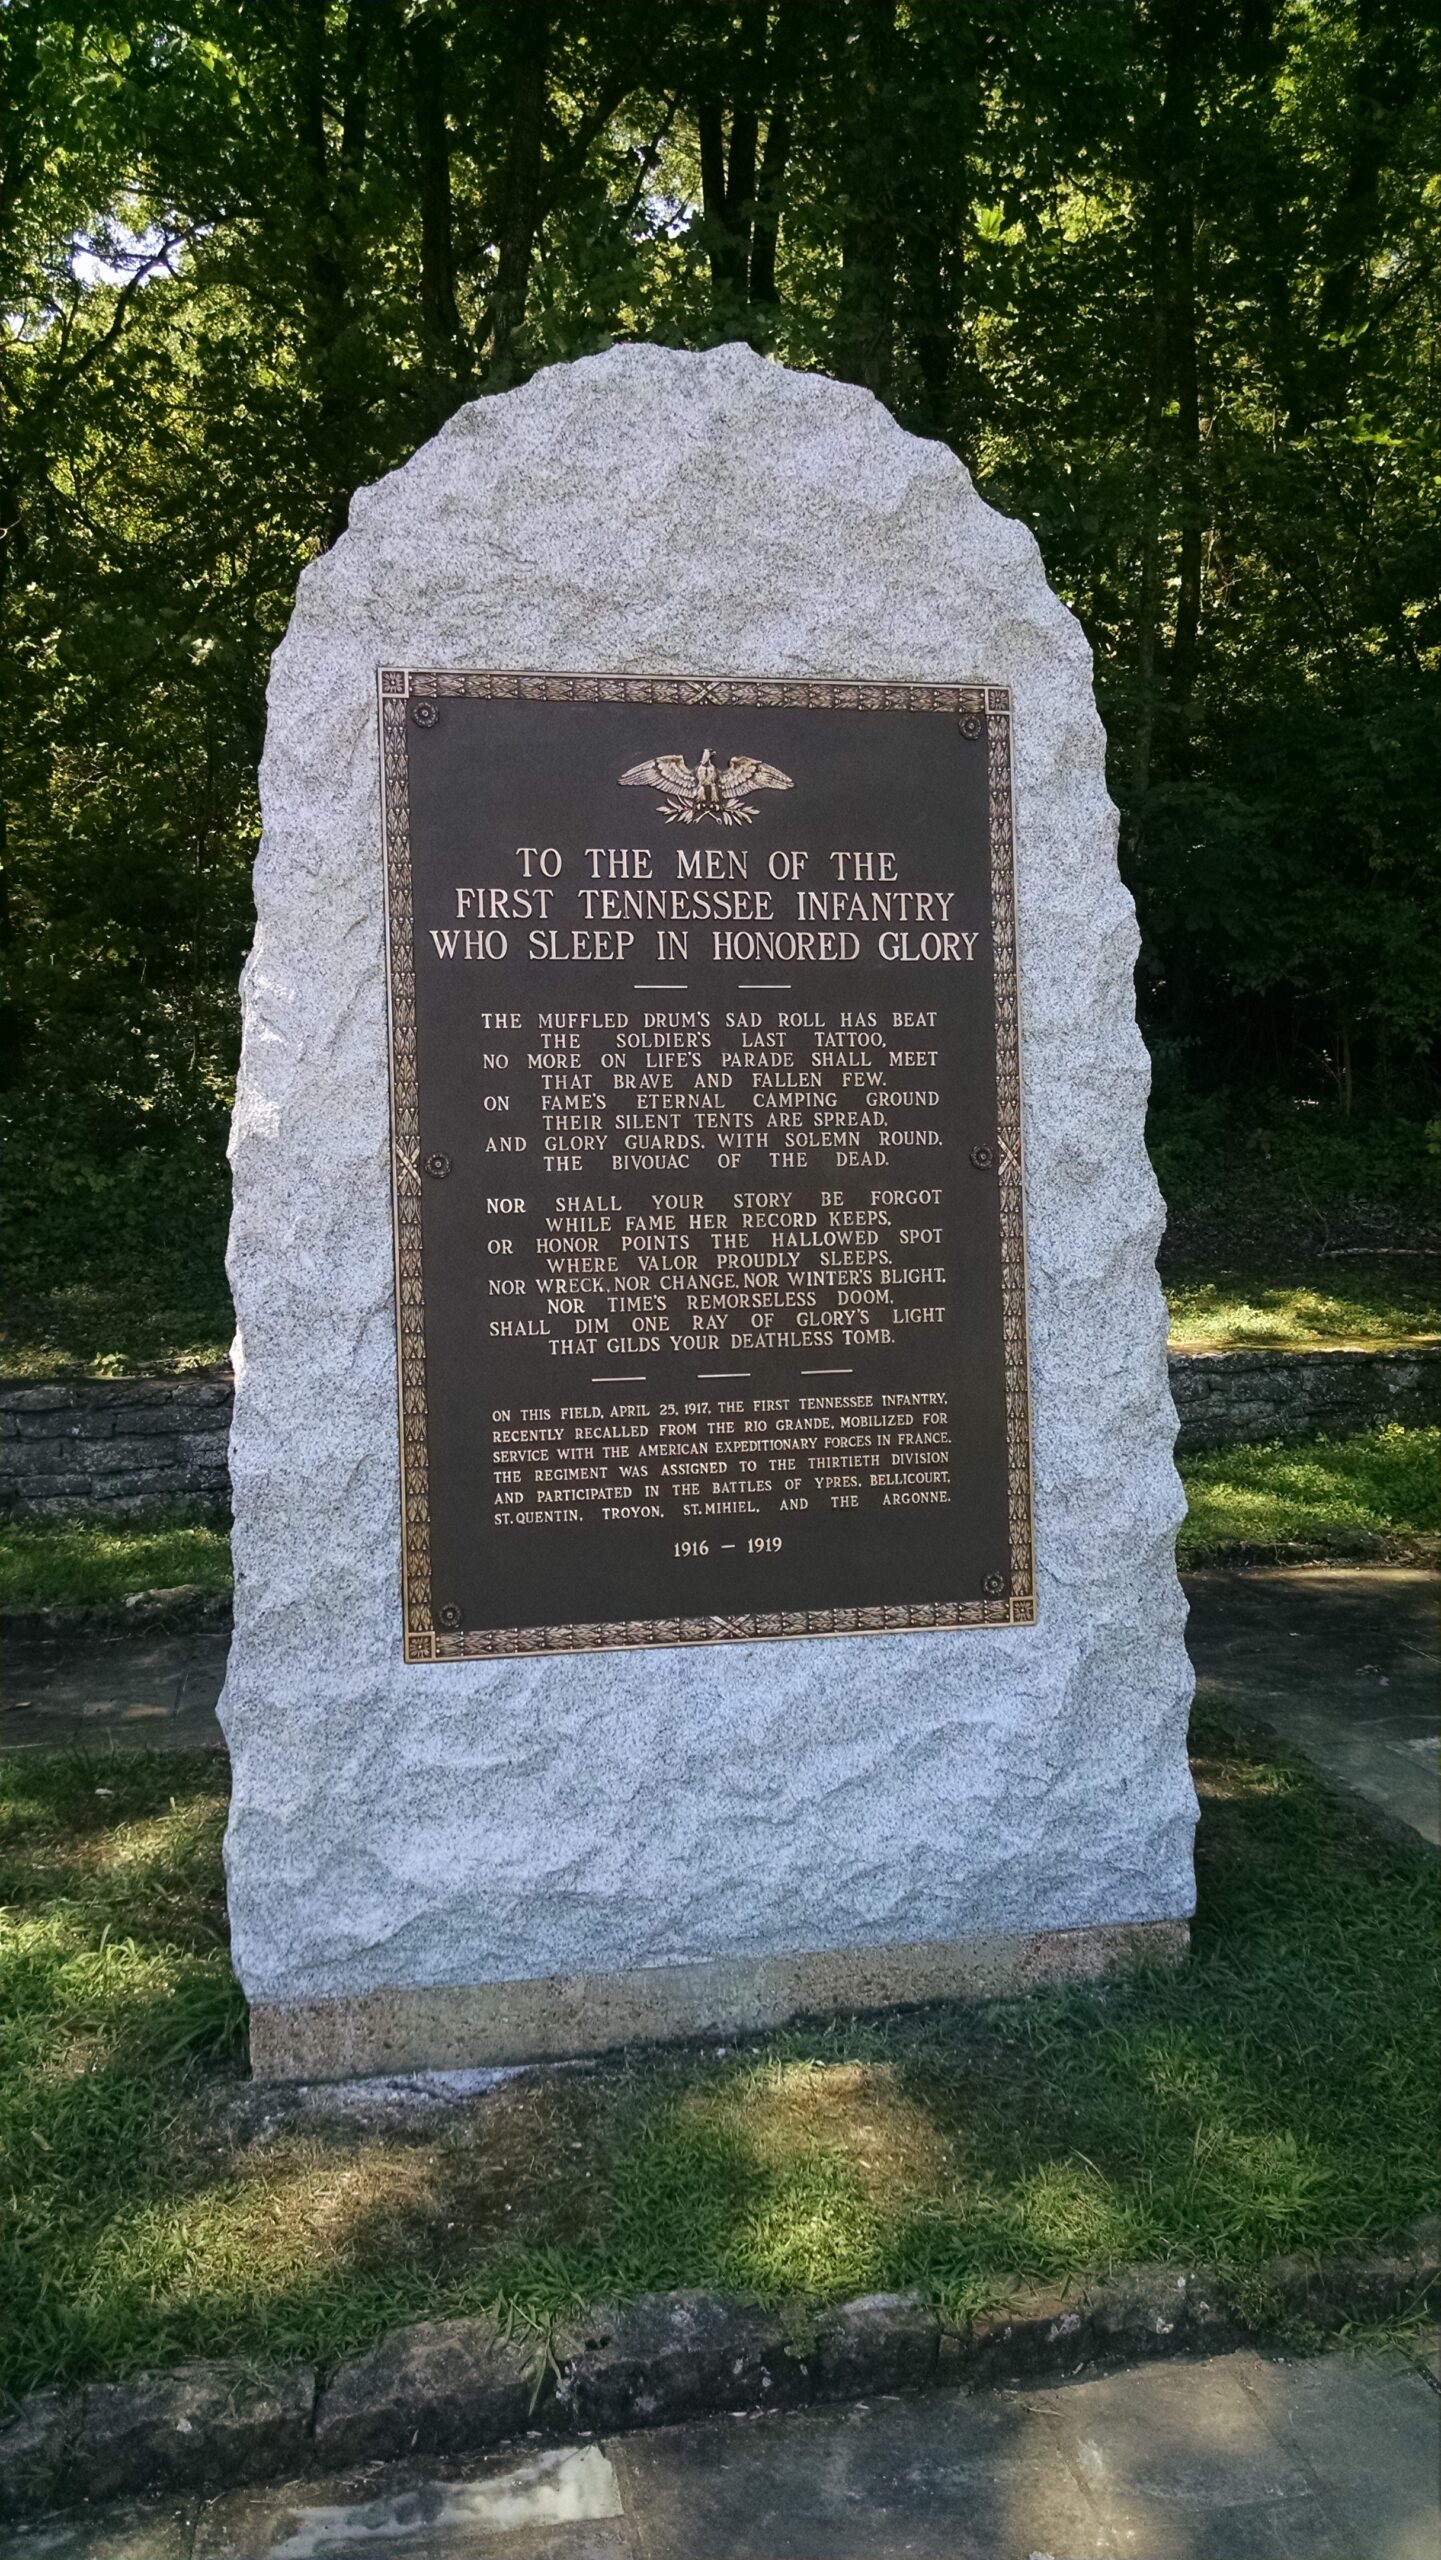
[0,1275,233,1383]
[2,1715,1434,2397]
[1176,1424,1438,1564]
[4,1258,1438,1381]
[1166,1266,1440,1354]
[0,1514,232,1610]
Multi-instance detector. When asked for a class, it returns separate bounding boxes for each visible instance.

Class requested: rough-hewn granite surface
[219,343,1197,2019]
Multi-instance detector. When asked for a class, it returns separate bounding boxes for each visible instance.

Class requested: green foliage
[1149,1077,1440,1261]
[1,1718,1435,2391]
[1177,1425,1440,1564]
[0,0,1437,1301]
[0,1509,232,1610]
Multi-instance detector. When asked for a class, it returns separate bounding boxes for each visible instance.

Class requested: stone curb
[4,2227,1436,2521]
[1168,1341,1438,1458]
[1187,1536,1439,1571]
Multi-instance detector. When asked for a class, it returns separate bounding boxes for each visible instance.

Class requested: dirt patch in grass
[2,1713,1436,2397]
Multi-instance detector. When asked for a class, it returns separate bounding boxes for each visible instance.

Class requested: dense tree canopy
[3,0,1437,1324]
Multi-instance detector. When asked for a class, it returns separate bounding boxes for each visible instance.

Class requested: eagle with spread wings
[618,745,793,826]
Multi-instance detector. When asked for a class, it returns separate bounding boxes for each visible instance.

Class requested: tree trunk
[486,1,550,390]
[692,6,806,347]
[751,1,811,322]
[1314,0,1411,350]
[831,0,899,401]
[292,1,345,355]
[1131,0,1214,826]
[407,6,466,403]
[1128,290,1167,846]
[1235,0,1304,430]
[1165,6,1203,705]
[290,0,355,538]
[748,87,793,325]
[0,2,44,309]
[338,0,373,179]
[905,211,956,444]
[894,7,977,450]
[696,96,753,318]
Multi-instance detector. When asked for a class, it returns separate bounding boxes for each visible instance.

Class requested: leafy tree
[2,0,1436,1363]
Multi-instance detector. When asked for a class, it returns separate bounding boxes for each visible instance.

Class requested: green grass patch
[1,1163,233,1382]
[1,1716,1436,2396]
[0,1513,233,1612]
[1166,1260,1440,1354]
[0,1283,232,1383]
[1177,1425,1440,1566]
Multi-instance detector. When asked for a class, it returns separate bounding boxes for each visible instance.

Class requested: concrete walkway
[8,2346,1438,2559]
[3,1567,1436,1846]
[1184,1564,1439,1847]
[0,1622,229,1758]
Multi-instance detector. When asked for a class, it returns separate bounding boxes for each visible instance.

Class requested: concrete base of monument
[246,1917,1190,2083]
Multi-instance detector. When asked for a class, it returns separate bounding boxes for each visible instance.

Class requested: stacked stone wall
[0,1350,1434,1517]
[0,1380,232,1518]
[1169,1345,1437,1455]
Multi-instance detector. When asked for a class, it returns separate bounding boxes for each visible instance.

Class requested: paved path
[8,2346,1438,2558]
[3,1568,1436,1846]
[1184,1565,1439,1847]
[0,1622,229,1758]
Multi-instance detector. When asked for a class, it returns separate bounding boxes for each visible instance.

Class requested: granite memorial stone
[220,343,1197,2079]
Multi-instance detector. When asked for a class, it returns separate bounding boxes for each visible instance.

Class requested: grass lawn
[1176,1426,1439,1567]
[0,1272,233,1385]
[2,1429,1434,1611]
[0,1712,1436,2398]
[0,1513,233,1613]
[1166,1261,1440,1355]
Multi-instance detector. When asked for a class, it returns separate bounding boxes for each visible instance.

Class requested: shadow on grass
[1176,1425,1440,1566]
[1,1719,1436,2396]
[0,1513,234,1612]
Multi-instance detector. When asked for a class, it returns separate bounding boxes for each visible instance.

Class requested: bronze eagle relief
[618,747,794,826]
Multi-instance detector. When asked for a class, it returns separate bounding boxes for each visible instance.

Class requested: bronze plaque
[378,671,1033,1660]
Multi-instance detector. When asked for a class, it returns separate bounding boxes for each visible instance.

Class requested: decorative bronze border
[377,668,1036,1660]
[378,672,434,1639]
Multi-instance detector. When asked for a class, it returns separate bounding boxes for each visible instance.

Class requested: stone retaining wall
[1169,1343,1437,1454]
[0,1347,1435,1517]
[0,1379,232,1518]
